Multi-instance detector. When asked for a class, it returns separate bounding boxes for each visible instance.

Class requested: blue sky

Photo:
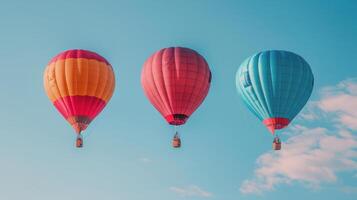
[0,0,356,199]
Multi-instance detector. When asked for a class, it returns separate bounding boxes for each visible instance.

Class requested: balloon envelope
[141,47,211,125]
[44,49,115,134]
[236,50,314,134]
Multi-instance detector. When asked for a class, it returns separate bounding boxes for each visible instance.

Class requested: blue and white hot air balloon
[236,50,314,150]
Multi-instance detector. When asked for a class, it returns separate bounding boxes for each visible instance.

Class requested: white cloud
[299,113,317,121]
[318,78,357,130]
[170,185,213,198]
[240,78,357,195]
[299,102,320,121]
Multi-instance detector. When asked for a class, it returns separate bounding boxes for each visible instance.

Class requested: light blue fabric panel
[236,50,314,122]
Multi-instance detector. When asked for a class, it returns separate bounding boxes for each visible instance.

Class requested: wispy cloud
[318,78,357,130]
[138,157,152,163]
[341,186,357,194]
[240,78,357,195]
[170,185,213,198]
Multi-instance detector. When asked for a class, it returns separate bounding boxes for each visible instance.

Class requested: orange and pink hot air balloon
[141,47,212,148]
[43,49,115,148]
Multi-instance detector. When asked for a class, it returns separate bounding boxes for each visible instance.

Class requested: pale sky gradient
[0,0,356,200]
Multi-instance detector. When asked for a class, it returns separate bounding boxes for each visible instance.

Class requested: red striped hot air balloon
[141,47,212,148]
[43,49,115,148]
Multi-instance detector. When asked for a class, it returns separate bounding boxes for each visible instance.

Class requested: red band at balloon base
[165,114,189,126]
[263,117,290,134]
[53,95,107,133]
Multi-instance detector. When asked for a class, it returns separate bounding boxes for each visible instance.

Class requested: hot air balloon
[236,50,314,150]
[141,47,212,148]
[44,49,115,148]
